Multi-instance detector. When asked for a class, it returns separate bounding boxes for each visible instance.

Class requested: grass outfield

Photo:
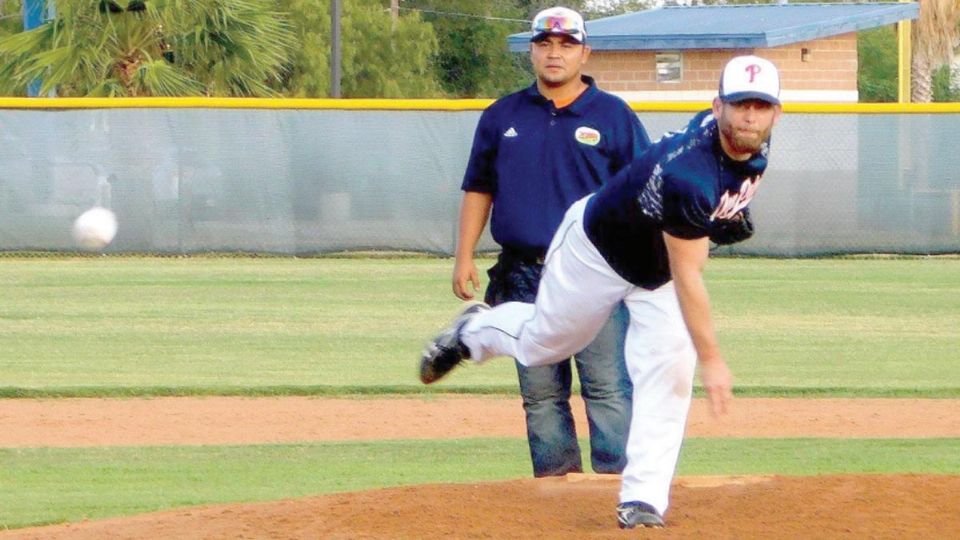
[1,255,957,397]
[1,255,958,530]
[2,438,959,529]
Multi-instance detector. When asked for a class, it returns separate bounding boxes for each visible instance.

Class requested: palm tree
[0,0,295,97]
[911,0,960,102]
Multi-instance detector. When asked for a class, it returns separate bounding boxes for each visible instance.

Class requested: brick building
[509,3,919,103]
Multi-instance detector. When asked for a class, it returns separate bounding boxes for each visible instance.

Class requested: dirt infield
[2,396,959,539]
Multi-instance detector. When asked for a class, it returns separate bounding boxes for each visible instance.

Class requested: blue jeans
[486,251,632,477]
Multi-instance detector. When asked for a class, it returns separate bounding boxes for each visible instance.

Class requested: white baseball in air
[72,207,118,250]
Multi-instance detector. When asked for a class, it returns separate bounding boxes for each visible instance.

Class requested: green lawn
[1,255,957,396]
[1,255,958,530]
[2,437,958,530]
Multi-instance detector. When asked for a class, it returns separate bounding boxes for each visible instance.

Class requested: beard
[720,121,772,155]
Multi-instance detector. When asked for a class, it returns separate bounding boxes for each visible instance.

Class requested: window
[656,52,682,83]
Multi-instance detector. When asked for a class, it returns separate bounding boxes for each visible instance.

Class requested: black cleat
[617,501,665,529]
[418,302,490,384]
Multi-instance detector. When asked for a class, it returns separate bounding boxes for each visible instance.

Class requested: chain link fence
[1,103,958,257]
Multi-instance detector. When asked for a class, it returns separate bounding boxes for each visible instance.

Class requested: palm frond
[136,57,204,96]
[2,0,295,97]
[0,23,51,56]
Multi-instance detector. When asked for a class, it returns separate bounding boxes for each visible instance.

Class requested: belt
[501,246,547,265]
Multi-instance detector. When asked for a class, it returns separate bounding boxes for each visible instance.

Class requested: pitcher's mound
[6,474,957,540]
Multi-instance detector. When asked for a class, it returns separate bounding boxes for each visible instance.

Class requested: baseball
[72,207,118,250]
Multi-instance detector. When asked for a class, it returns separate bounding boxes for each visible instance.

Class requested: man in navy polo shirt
[449,6,651,478]
[421,54,783,529]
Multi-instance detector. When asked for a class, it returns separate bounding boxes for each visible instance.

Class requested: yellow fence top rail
[0,97,959,114]
[0,97,495,110]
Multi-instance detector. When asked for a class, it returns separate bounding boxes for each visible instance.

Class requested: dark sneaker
[418,302,490,384]
[617,501,665,529]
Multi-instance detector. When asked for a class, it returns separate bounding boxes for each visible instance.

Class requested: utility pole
[330,0,341,97]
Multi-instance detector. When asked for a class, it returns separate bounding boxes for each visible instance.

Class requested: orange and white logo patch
[574,126,601,146]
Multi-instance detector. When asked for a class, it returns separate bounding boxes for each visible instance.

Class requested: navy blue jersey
[462,76,650,252]
[584,110,769,289]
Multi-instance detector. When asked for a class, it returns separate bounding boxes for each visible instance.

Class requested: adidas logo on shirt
[503,127,518,138]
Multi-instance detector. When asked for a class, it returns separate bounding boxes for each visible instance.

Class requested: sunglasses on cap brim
[532,15,581,35]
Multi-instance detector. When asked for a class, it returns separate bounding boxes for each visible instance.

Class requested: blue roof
[508,3,919,52]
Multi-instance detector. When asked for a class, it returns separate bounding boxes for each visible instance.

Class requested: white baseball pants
[460,195,697,515]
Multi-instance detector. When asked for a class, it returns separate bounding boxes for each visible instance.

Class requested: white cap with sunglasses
[530,6,586,44]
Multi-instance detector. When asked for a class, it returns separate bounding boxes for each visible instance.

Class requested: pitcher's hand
[699,357,733,417]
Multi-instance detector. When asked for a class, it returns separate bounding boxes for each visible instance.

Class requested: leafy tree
[341,0,439,97]
[584,0,649,17]
[858,26,897,103]
[403,0,530,97]
[521,0,588,16]
[933,63,960,101]
[401,0,651,98]
[274,0,330,97]
[952,50,960,98]
[0,0,295,97]
[276,0,440,98]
